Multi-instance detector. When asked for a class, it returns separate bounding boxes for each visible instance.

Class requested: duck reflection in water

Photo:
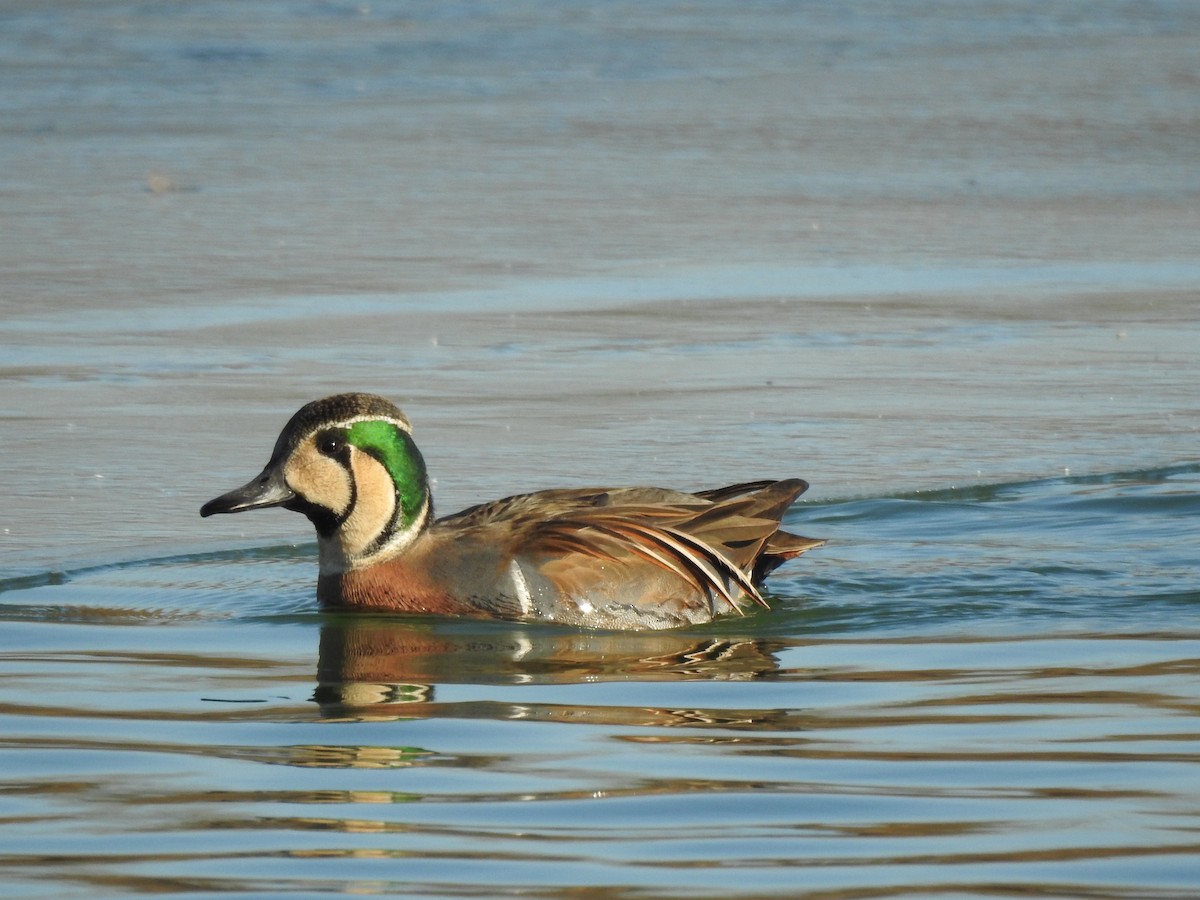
[312,615,785,725]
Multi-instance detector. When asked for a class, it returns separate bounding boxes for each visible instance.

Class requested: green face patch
[346,420,428,530]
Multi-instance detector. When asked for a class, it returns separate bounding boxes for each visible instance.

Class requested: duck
[200,393,822,629]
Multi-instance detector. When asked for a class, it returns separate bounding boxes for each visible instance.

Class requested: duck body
[201,393,822,630]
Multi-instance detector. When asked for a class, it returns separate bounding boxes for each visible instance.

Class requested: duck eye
[316,430,346,457]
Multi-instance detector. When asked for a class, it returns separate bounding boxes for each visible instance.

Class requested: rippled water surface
[4,466,1199,898]
[3,1,1200,897]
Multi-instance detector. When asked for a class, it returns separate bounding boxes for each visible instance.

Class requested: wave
[2,463,1197,635]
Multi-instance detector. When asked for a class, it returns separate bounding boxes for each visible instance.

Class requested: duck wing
[468,479,822,615]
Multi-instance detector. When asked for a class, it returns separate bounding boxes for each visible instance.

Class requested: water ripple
[2,465,1199,898]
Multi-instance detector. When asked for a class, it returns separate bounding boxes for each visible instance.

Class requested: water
[3,1,1200,897]
[3,467,1200,897]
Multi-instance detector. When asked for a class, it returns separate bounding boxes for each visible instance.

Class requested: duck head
[200,393,432,574]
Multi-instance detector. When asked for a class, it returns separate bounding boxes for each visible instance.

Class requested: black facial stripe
[284,439,357,538]
[334,461,358,533]
[360,481,413,559]
[357,445,400,555]
[285,496,342,538]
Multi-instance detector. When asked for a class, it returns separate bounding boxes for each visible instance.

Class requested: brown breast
[317,558,474,615]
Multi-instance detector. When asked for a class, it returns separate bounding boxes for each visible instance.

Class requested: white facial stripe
[329,414,412,434]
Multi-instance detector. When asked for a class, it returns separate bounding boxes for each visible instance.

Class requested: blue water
[3,465,1199,897]
[3,0,1199,896]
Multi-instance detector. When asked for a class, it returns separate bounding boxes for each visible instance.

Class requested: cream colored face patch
[283,439,353,516]
[338,451,397,560]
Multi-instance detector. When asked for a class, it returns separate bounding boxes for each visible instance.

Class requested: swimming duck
[200,393,822,629]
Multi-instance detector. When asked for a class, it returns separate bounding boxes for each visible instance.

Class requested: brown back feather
[485,479,822,612]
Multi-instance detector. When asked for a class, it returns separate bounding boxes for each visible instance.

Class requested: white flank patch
[509,559,533,616]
